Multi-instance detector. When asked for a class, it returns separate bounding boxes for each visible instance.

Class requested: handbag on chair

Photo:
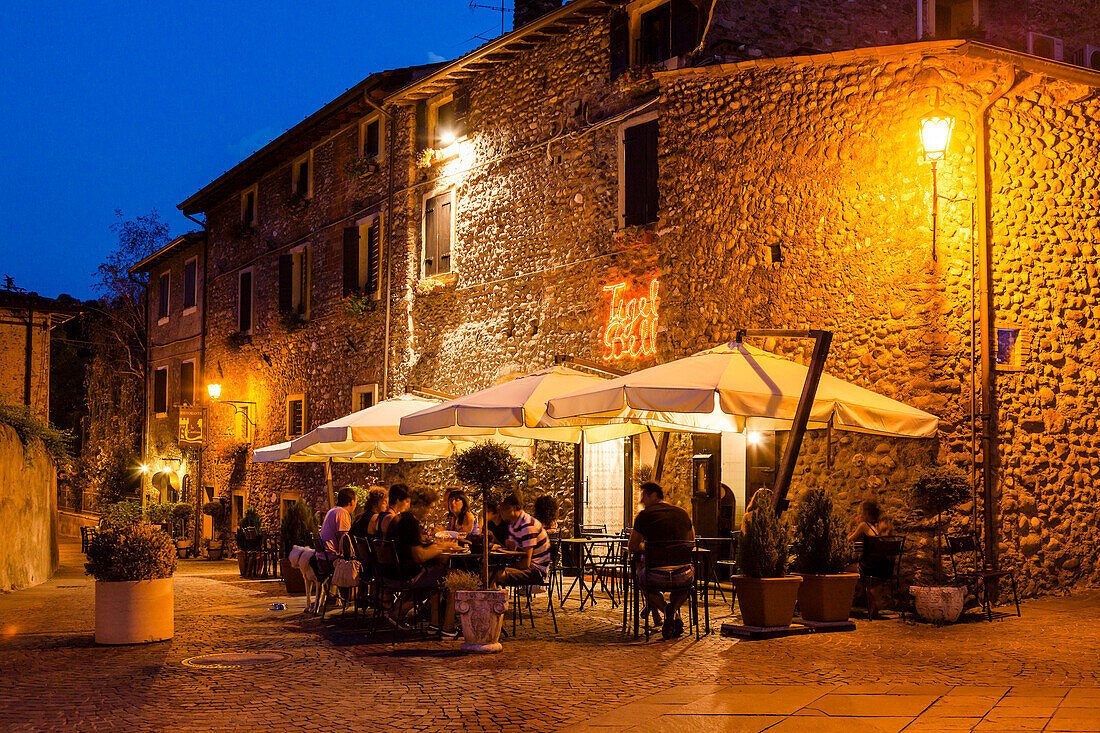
[331,557,362,589]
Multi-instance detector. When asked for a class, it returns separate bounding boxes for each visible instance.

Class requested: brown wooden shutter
[643,119,659,223]
[609,9,630,79]
[238,271,252,332]
[158,272,170,319]
[153,368,167,414]
[179,361,195,405]
[366,219,380,296]
[453,86,469,139]
[183,260,196,309]
[278,254,293,313]
[438,191,452,273]
[298,248,309,315]
[424,197,437,276]
[623,124,647,226]
[415,100,429,151]
[670,0,699,58]
[343,226,359,296]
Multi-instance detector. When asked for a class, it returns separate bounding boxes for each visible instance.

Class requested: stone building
[149,0,1100,595]
[0,291,77,420]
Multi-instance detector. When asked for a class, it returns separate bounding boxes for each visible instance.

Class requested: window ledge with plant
[416,148,450,169]
[282,192,310,221]
[342,291,378,316]
[345,156,380,181]
[611,224,659,249]
[415,272,457,297]
[618,64,662,95]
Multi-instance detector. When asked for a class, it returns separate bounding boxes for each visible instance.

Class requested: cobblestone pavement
[1,543,1098,732]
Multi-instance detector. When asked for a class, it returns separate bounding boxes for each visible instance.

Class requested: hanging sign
[178,408,206,447]
[602,278,660,360]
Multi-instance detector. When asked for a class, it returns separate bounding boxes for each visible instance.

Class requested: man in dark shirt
[387,486,460,630]
[628,481,695,639]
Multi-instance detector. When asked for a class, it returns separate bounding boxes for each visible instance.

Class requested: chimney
[513,0,562,30]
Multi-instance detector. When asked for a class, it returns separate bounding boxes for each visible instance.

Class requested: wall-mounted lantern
[920,114,956,262]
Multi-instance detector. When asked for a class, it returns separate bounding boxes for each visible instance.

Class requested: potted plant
[235,507,265,578]
[100,499,144,530]
[144,501,173,531]
[907,464,972,623]
[279,500,315,594]
[734,489,802,628]
[790,488,858,622]
[171,503,195,558]
[453,441,517,653]
[445,570,508,652]
[85,525,176,644]
[202,499,229,560]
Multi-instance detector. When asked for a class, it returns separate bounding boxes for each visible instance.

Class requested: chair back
[580,524,607,537]
[860,535,905,581]
[372,538,414,582]
[640,539,695,570]
[944,533,983,577]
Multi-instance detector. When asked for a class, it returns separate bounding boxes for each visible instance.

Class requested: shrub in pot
[85,525,176,644]
[907,464,971,623]
[171,503,194,557]
[790,488,857,622]
[235,507,265,577]
[734,489,802,628]
[101,499,144,530]
[145,501,175,530]
[202,500,229,559]
[279,500,315,594]
[445,570,507,653]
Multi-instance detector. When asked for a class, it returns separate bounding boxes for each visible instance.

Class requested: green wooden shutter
[343,226,359,296]
[278,255,293,313]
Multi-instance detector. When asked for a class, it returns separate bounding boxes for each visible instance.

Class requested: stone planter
[734,575,803,627]
[455,589,507,653]
[281,558,305,594]
[797,573,860,622]
[95,577,174,645]
[175,540,193,559]
[910,585,967,624]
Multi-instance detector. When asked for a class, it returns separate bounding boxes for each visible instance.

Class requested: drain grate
[182,651,289,669]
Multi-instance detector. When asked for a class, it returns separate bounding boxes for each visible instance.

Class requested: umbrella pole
[482,494,490,589]
[324,459,335,510]
[771,330,832,513]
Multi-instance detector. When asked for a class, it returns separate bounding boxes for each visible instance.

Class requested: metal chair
[371,538,430,640]
[632,541,700,641]
[944,533,1020,621]
[510,559,559,636]
[80,526,98,553]
[714,530,741,602]
[857,535,906,621]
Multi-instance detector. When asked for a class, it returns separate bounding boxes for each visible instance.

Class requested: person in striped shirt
[492,493,552,587]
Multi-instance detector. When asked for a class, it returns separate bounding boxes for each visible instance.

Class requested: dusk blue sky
[1,1,508,300]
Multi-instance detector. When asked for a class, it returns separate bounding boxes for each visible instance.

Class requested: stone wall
[0,425,58,590]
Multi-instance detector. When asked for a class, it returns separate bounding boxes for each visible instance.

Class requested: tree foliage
[738,489,789,578]
[789,488,851,575]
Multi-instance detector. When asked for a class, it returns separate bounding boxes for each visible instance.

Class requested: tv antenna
[468,0,510,37]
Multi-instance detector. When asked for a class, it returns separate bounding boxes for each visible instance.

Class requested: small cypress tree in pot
[734,489,802,628]
[790,488,859,622]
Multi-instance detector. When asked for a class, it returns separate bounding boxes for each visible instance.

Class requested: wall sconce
[920,114,956,262]
[207,383,222,400]
[206,383,257,427]
[439,129,456,147]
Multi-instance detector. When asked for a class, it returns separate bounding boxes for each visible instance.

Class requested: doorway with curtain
[580,437,629,534]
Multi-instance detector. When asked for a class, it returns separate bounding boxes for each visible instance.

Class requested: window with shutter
[179,361,195,406]
[183,258,197,310]
[452,87,469,140]
[362,217,381,296]
[352,384,378,413]
[362,118,381,159]
[622,119,659,227]
[241,186,257,226]
[434,99,455,148]
[415,100,429,152]
[640,3,672,65]
[286,395,306,438]
[281,249,309,316]
[423,190,453,277]
[343,226,359,296]
[609,9,630,78]
[238,270,253,333]
[158,272,170,322]
[278,255,293,314]
[153,367,168,415]
[292,154,312,198]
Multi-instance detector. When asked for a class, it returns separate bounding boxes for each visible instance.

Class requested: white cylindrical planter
[95,577,174,644]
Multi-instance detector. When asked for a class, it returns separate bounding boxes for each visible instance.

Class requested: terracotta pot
[95,577,174,645]
[281,558,306,594]
[207,541,223,561]
[734,575,803,627]
[175,540,193,559]
[910,585,967,624]
[455,589,507,653]
[797,573,860,622]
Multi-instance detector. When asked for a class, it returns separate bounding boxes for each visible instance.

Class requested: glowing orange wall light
[602,278,660,360]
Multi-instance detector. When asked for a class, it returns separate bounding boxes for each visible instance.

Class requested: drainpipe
[184,211,207,550]
[976,71,1019,574]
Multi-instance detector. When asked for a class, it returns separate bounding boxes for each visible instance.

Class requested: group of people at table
[315,479,892,641]
[316,480,700,640]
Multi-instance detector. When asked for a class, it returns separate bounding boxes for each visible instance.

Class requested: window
[611,0,699,75]
[423,190,453,277]
[360,116,383,160]
[279,246,310,317]
[153,367,168,416]
[919,0,979,39]
[183,257,197,312]
[234,404,254,443]
[286,394,306,439]
[996,324,1030,372]
[241,186,257,226]
[619,115,659,227]
[157,271,170,324]
[343,215,383,298]
[432,97,455,149]
[179,360,195,406]
[291,153,312,198]
[352,384,378,413]
[238,268,253,334]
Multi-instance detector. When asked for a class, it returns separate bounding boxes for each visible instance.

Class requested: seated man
[492,493,551,587]
[476,496,512,547]
[320,487,357,556]
[629,481,695,639]
[375,483,411,540]
[386,486,460,629]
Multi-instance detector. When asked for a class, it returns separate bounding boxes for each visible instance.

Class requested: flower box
[416,148,447,169]
[415,272,457,297]
[611,226,657,249]
[618,64,662,95]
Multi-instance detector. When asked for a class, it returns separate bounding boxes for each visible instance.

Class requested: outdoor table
[559,536,623,610]
[439,548,525,573]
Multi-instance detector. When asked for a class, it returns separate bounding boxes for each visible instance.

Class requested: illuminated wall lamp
[439,129,456,147]
[920,115,955,262]
[206,383,257,427]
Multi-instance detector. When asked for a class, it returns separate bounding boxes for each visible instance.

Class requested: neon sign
[602,279,660,360]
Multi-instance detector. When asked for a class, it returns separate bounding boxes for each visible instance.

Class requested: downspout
[23,308,34,407]
[184,211,207,550]
[976,71,1019,573]
[361,92,397,399]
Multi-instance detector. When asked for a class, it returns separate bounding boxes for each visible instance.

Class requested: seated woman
[740,487,770,534]
[443,490,479,535]
[533,494,559,533]
[848,500,882,543]
[350,486,387,538]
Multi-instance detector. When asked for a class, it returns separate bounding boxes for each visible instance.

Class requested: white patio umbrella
[542,342,938,439]
[398,364,660,444]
